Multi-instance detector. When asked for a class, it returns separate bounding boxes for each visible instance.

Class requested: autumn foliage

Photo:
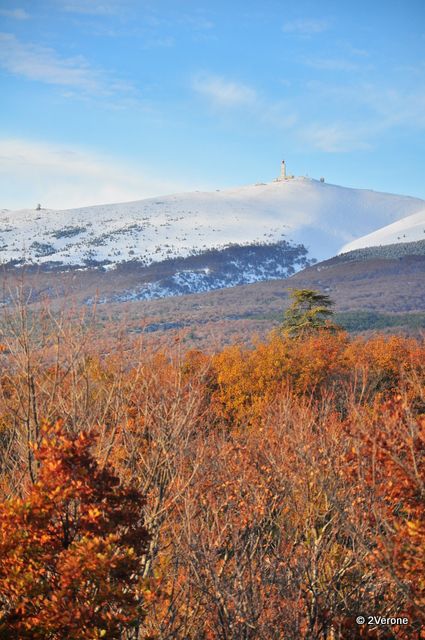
[0,422,150,639]
[0,303,424,639]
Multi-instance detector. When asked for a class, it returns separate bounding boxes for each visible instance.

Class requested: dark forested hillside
[1,246,425,353]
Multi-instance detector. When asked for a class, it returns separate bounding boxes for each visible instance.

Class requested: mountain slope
[1,178,424,269]
[340,209,425,253]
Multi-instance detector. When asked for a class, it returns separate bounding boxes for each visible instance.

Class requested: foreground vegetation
[0,298,423,638]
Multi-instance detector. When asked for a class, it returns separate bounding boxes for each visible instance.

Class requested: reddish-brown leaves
[0,422,150,639]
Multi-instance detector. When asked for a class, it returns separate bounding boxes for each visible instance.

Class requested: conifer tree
[281,288,337,337]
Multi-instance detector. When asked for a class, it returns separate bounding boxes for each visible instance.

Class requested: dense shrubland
[0,298,423,638]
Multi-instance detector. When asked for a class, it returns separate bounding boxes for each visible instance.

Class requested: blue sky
[0,0,424,209]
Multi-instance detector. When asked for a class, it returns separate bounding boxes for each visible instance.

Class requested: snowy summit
[1,175,424,269]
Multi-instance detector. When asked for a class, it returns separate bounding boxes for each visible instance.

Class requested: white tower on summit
[274,159,292,182]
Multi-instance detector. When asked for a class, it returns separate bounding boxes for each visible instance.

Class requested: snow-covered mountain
[2,177,424,268]
[340,208,425,253]
[1,177,424,303]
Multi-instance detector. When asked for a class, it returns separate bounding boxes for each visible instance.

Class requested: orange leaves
[0,313,424,638]
[343,394,425,631]
[0,421,150,639]
[211,330,351,427]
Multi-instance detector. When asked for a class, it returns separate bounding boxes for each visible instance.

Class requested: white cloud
[192,73,257,107]
[303,57,360,72]
[0,32,132,97]
[295,77,425,153]
[309,81,425,131]
[57,1,121,15]
[0,32,99,92]
[0,139,192,209]
[141,35,175,50]
[361,86,425,129]
[182,15,214,31]
[192,72,298,132]
[0,8,29,19]
[191,70,425,155]
[347,46,369,58]
[302,123,373,153]
[282,19,329,35]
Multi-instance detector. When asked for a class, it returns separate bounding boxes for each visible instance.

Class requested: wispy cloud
[361,86,425,129]
[192,73,257,107]
[303,57,360,72]
[282,19,330,36]
[309,81,425,131]
[192,71,425,154]
[0,32,132,97]
[141,35,175,50]
[299,81,425,153]
[347,46,369,58]
[192,72,298,131]
[0,8,29,20]
[301,123,373,152]
[181,15,214,31]
[56,0,121,15]
[0,138,192,209]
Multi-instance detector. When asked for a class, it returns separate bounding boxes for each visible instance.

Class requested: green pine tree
[281,288,339,338]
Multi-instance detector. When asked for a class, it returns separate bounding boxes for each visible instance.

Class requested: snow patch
[340,209,425,253]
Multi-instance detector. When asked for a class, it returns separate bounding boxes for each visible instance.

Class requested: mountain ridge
[2,177,425,304]
[340,208,425,253]
[2,177,424,270]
